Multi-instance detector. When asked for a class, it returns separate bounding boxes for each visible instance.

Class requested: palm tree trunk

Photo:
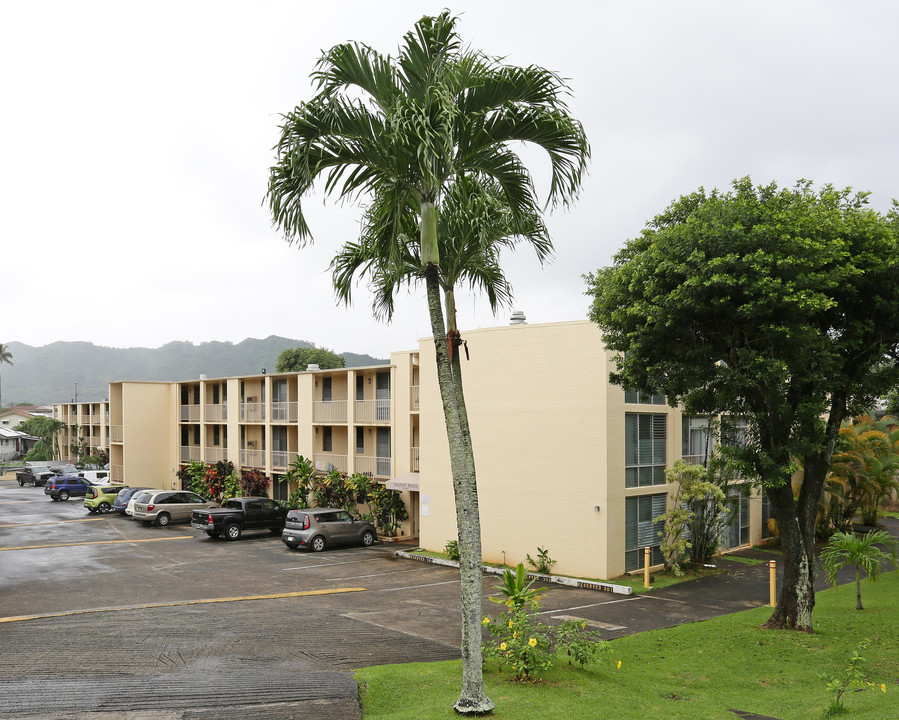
[424,265,493,714]
[855,569,863,610]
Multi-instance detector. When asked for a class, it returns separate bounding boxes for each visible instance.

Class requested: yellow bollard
[644,547,651,588]
[768,560,777,607]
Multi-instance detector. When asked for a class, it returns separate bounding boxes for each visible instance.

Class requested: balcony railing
[205,404,227,422]
[411,385,420,411]
[111,464,124,483]
[355,399,390,423]
[180,446,202,462]
[180,405,201,422]
[313,453,348,473]
[681,454,708,466]
[241,448,266,467]
[412,446,420,472]
[272,402,298,423]
[355,455,392,479]
[204,447,227,463]
[240,403,265,422]
[313,400,347,423]
[272,450,297,469]
[111,426,123,443]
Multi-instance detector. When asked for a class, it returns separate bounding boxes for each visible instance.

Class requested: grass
[356,573,899,720]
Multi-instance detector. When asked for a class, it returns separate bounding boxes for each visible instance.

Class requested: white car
[78,470,113,485]
[125,490,154,517]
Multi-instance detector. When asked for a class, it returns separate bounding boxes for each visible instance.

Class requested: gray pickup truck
[191,497,288,541]
[16,466,55,486]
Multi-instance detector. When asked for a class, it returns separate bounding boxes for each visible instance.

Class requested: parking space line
[0,536,194,551]
[378,579,459,591]
[0,518,104,528]
[0,588,367,624]
[280,558,379,571]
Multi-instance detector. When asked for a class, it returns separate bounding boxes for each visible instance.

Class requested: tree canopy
[586,178,899,631]
[275,347,346,373]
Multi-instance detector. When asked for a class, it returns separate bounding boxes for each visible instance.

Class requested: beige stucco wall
[118,382,178,489]
[418,319,637,578]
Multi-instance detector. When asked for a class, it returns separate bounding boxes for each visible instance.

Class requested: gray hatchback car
[281,508,376,551]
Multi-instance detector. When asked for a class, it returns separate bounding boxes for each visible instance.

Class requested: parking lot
[0,476,782,719]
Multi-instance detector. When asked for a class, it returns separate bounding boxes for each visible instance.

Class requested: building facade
[52,320,768,580]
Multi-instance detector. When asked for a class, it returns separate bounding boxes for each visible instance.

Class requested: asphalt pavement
[1,474,895,720]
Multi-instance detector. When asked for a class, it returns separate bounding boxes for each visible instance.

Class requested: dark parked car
[44,476,93,501]
[191,497,288,540]
[281,508,376,552]
[113,487,151,514]
[16,466,54,486]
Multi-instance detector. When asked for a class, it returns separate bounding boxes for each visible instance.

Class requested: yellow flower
[528,637,537,647]
[513,631,518,639]
[617,660,622,669]
[500,643,507,651]
[881,684,887,693]
[482,617,490,626]
[508,620,514,629]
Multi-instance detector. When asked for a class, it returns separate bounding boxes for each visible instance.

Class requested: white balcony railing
[411,385,420,411]
[240,403,265,422]
[313,400,347,423]
[205,404,227,422]
[241,448,266,467]
[180,446,202,462]
[205,447,227,463]
[354,399,390,424]
[272,450,297,469]
[180,405,201,422]
[271,402,298,423]
[313,453,348,473]
[354,455,392,479]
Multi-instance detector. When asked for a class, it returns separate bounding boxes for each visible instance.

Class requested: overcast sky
[3,1,897,358]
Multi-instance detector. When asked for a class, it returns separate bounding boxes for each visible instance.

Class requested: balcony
[272,402,298,423]
[355,399,390,424]
[313,453,348,473]
[272,450,297,469]
[681,454,708,466]
[205,447,227,464]
[111,464,124,482]
[205,404,227,422]
[240,403,265,422]
[180,446,202,463]
[241,448,266,467]
[313,400,347,424]
[412,446,420,472]
[411,385,420,411]
[355,455,392,479]
[180,405,201,422]
[111,426,123,443]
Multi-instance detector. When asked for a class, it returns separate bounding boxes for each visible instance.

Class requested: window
[723,490,750,548]
[682,416,712,465]
[322,377,332,402]
[356,426,365,454]
[625,493,666,571]
[624,389,665,405]
[322,426,333,453]
[625,413,667,487]
[761,492,773,539]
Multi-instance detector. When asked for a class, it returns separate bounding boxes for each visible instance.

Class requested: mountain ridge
[1,336,387,405]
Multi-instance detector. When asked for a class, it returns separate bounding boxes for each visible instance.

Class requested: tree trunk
[424,265,493,714]
[855,570,863,610]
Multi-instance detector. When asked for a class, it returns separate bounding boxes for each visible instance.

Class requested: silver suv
[281,508,376,551]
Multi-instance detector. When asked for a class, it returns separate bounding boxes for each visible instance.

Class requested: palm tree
[821,530,899,610]
[267,12,588,713]
[0,343,12,410]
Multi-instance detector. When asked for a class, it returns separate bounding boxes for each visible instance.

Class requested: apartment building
[52,401,112,460]
[53,319,767,580]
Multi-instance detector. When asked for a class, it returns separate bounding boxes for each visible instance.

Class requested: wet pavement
[1,475,895,719]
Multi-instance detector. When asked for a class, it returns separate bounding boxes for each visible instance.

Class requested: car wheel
[311,535,326,552]
[154,512,171,527]
[18,480,24,486]
[206,530,221,538]
[268,527,281,535]
[361,530,375,547]
[58,490,70,501]
[224,524,242,541]
[97,502,111,514]
[87,507,97,513]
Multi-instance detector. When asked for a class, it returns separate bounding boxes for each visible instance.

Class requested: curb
[395,550,633,595]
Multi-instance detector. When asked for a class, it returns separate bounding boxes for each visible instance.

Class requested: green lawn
[356,573,899,719]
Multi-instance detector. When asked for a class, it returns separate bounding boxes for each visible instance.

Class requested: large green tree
[17,416,66,460]
[276,346,346,373]
[267,12,588,712]
[0,343,12,409]
[587,178,899,632]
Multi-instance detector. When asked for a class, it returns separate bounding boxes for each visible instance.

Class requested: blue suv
[44,476,93,501]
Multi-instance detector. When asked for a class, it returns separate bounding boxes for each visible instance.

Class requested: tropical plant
[444,539,460,561]
[18,416,65,461]
[266,11,588,712]
[0,343,12,409]
[587,178,899,632]
[821,530,899,610]
[525,547,556,575]
[282,454,315,508]
[366,482,408,536]
[491,563,542,610]
[822,639,887,717]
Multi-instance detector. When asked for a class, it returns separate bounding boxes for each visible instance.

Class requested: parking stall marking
[0,587,368,624]
[0,536,194,551]
[0,517,105,528]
